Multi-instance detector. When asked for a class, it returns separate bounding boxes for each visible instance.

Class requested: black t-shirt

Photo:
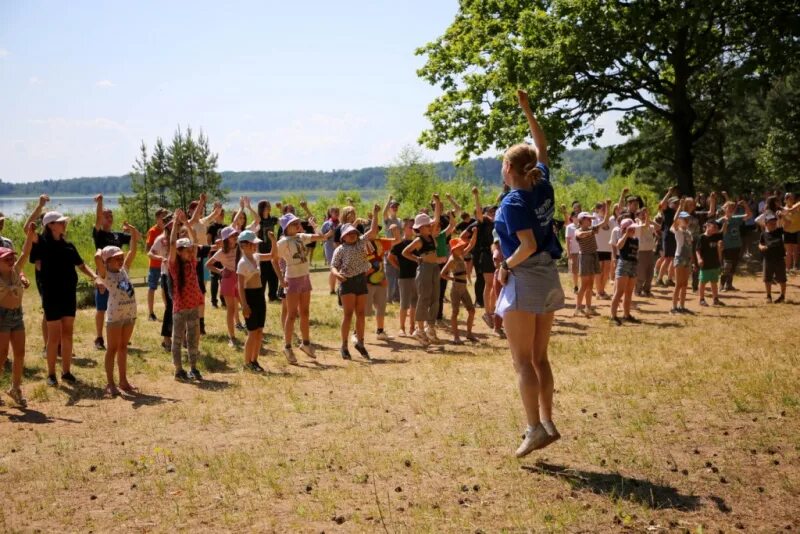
[760,228,785,261]
[257,216,278,253]
[391,240,417,279]
[31,234,84,294]
[93,227,131,249]
[662,208,676,243]
[207,222,225,244]
[470,219,494,253]
[456,218,475,236]
[619,236,639,262]
[698,233,723,269]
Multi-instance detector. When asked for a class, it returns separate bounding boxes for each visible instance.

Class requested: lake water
[0,190,383,218]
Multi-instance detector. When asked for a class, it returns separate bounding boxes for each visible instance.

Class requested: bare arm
[94,194,104,230]
[189,193,207,225]
[402,239,421,264]
[24,195,49,229]
[365,204,382,241]
[440,256,455,281]
[472,187,483,222]
[123,224,139,270]
[517,90,548,165]
[14,223,36,274]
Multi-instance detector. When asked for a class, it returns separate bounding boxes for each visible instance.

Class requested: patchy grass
[0,272,798,532]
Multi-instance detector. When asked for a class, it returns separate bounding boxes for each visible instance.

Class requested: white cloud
[0,48,9,58]
[95,79,114,88]
[28,76,41,86]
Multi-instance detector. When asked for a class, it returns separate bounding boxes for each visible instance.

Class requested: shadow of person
[189,378,234,392]
[523,462,702,511]
[121,391,180,410]
[62,381,106,406]
[4,407,82,424]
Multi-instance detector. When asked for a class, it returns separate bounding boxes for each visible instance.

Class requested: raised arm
[445,211,458,235]
[24,195,49,229]
[168,209,183,264]
[383,196,394,221]
[246,196,261,225]
[464,226,478,254]
[94,194,104,230]
[659,186,676,212]
[14,222,36,274]
[617,187,629,215]
[445,193,463,215]
[123,223,139,270]
[432,194,442,228]
[517,90,548,165]
[189,193,207,225]
[472,186,485,223]
[298,200,313,221]
[365,204,382,241]
[707,192,718,218]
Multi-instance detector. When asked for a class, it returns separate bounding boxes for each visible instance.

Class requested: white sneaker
[376,331,391,341]
[283,347,298,364]
[412,329,429,346]
[298,343,316,359]
[515,423,552,458]
[425,327,440,343]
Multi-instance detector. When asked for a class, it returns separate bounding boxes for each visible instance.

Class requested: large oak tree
[416,0,798,195]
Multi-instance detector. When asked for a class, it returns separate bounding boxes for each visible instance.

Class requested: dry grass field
[1,270,798,533]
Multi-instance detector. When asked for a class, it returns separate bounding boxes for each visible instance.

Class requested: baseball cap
[176,238,193,249]
[42,211,69,226]
[237,230,262,243]
[677,211,691,219]
[279,213,300,231]
[668,196,680,204]
[619,219,635,231]
[100,246,124,262]
[577,211,593,221]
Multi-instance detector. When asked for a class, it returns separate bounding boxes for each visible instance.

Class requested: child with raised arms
[440,230,478,343]
[94,223,140,396]
[237,229,279,372]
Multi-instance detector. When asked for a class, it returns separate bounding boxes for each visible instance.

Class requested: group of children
[0,185,796,407]
[563,187,800,324]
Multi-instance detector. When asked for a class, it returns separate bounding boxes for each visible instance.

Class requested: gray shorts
[365,284,387,317]
[497,253,565,315]
[0,307,24,333]
[107,317,137,329]
[398,278,418,310]
[450,282,474,314]
[579,252,601,277]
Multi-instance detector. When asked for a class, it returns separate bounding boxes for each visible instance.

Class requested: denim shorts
[147,267,161,290]
[95,288,109,311]
[0,307,24,333]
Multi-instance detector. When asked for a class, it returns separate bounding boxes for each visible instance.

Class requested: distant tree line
[0,148,610,199]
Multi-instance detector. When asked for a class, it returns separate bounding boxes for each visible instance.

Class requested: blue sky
[0,0,624,183]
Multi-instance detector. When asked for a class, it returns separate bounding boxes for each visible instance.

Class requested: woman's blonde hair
[504,143,542,186]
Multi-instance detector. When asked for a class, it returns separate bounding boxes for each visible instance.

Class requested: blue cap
[237,230,262,244]
[677,211,691,219]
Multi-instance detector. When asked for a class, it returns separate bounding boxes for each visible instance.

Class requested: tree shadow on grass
[3,407,83,424]
[523,462,702,511]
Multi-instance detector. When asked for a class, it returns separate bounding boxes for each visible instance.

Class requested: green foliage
[386,146,442,218]
[120,127,227,231]
[416,0,799,194]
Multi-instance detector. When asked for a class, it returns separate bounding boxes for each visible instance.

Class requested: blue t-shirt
[494,163,563,260]
[718,215,746,250]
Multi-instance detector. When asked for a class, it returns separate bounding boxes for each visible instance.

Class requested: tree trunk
[671,116,695,196]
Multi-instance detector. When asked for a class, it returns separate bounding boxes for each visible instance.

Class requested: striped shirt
[577,227,599,254]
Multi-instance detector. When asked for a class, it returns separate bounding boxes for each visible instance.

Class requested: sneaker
[515,423,552,458]
[161,340,171,352]
[670,307,680,315]
[47,374,58,387]
[251,361,265,373]
[766,296,773,304]
[481,313,494,329]
[376,331,391,342]
[340,347,352,360]
[465,333,479,343]
[412,329,429,346]
[588,306,600,316]
[94,337,105,350]
[351,333,359,346]
[148,313,158,322]
[228,337,237,348]
[425,327,440,343]
[774,294,785,304]
[397,329,407,338]
[699,299,708,307]
[655,279,665,287]
[283,347,298,365]
[611,316,623,326]
[298,342,316,359]
[61,372,77,384]
[354,342,371,359]
[644,291,655,298]
[6,387,26,407]
[624,315,641,324]
[187,368,203,381]
[713,298,725,306]
[679,307,694,315]
[728,285,738,292]
[174,369,190,382]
